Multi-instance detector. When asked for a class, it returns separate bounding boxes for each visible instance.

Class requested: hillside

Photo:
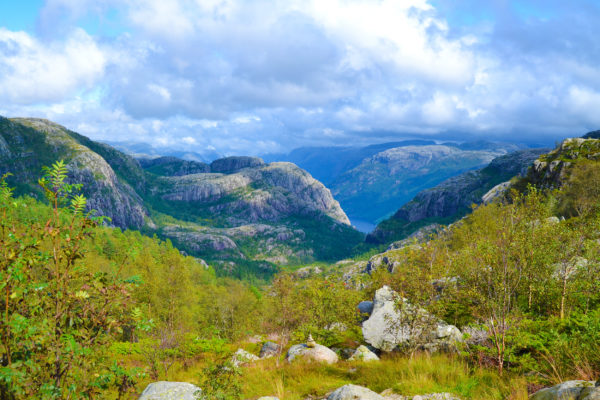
[0,117,363,276]
[267,141,522,226]
[368,148,548,244]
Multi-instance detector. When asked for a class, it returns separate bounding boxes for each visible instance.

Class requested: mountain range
[0,117,363,278]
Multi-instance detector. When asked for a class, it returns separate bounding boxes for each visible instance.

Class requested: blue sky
[1,0,599,158]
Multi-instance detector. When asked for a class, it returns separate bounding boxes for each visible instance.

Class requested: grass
[128,352,529,400]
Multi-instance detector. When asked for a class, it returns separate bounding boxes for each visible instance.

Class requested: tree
[0,162,137,399]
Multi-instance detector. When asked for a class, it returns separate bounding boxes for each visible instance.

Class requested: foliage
[0,162,139,399]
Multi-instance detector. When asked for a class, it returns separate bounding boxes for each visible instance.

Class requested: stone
[530,380,598,400]
[307,334,316,348]
[231,348,260,367]
[358,301,374,315]
[257,397,280,400]
[379,390,461,400]
[348,345,379,362]
[259,341,280,358]
[287,343,338,364]
[138,381,201,400]
[362,286,462,352]
[328,384,384,400]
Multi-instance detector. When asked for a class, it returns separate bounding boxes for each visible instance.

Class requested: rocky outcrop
[155,162,350,226]
[362,286,462,352]
[527,138,600,189]
[348,345,379,362]
[328,384,384,400]
[0,118,148,229]
[530,380,599,400]
[210,156,264,173]
[287,343,338,364]
[368,148,547,244]
[138,381,201,400]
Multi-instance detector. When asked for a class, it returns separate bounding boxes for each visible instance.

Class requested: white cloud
[0,28,107,104]
[1,0,600,155]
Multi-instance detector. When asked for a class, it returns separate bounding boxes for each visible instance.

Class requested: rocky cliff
[368,148,548,244]
[0,117,148,228]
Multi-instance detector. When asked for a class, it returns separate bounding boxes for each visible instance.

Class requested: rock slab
[138,381,201,400]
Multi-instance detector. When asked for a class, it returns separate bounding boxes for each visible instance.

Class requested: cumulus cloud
[1,0,599,156]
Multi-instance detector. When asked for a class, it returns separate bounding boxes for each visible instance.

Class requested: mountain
[263,140,437,185]
[265,141,523,226]
[0,117,363,276]
[368,148,548,244]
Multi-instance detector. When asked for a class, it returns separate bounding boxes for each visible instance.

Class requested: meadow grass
[133,352,529,399]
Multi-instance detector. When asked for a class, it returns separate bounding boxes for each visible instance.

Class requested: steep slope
[0,117,362,272]
[0,117,148,228]
[332,143,520,224]
[368,148,547,244]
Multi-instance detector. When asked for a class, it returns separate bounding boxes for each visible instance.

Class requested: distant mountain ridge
[368,148,549,244]
[0,117,363,277]
[266,140,524,225]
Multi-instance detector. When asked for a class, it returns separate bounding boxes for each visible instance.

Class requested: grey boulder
[259,341,280,358]
[348,345,379,362]
[530,381,600,400]
[328,384,384,400]
[362,286,462,352]
[287,343,338,364]
[138,381,201,400]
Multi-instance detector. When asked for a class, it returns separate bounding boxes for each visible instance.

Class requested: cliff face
[0,117,148,228]
[0,116,362,270]
[368,148,548,244]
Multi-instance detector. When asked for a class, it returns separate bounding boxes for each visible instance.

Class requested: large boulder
[348,345,380,362]
[286,343,338,364]
[328,384,384,400]
[362,286,462,352]
[138,381,201,400]
[530,381,600,400]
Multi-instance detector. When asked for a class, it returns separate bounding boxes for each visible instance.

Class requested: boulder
[530,381,599,400]
[328,384,384,400]
[259,341,280,358]
[138,381,201,400]
[348,345,380,362]
[362,286,462,352]
[231,348,260,367]
[286,343,338,364]
[257,397,280,400]
[358,301,374,315]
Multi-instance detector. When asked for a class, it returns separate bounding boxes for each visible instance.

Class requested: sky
[0,0,599,158]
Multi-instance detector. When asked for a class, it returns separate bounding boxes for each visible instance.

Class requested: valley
[1,117,599,400]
